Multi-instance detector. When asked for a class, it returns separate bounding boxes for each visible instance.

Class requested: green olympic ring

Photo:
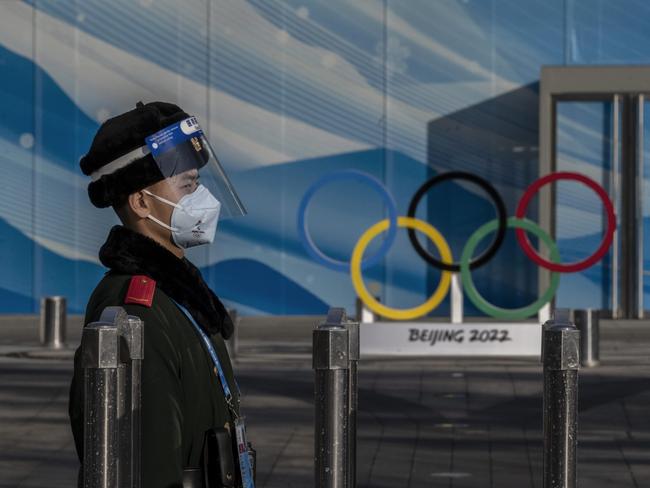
[460,217,560,320]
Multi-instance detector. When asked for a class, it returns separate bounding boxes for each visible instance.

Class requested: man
[69,101,252,488]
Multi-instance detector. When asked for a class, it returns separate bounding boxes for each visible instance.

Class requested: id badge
[234,418,255,488]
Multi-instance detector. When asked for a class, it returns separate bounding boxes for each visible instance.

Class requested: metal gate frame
[539,66,650,319]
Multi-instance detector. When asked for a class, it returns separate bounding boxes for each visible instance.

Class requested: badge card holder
[234,418,255,488]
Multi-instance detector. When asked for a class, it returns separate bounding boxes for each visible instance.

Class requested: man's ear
[128,191,150,219]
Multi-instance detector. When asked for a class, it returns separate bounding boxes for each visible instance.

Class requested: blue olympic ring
[297,169,398,272]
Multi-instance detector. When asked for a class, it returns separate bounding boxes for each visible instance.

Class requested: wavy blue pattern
[209,258,329,315]
[0,42,98,170]
[3,0,650,315]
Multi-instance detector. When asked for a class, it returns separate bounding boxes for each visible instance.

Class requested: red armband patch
[124,275,156,307]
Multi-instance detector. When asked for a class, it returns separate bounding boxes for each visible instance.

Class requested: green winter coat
[69,272,239,488]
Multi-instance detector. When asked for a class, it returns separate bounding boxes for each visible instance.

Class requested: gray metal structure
[542,309,580,488]
[571,309,600,367]
[450,274,464,324]
[355,297,378,323]
[314,305,585,487]
[313,308,359,488]
[540,66,650,319]
[40,296,66,349]
[81,307,143,488]
[346,320,359,488]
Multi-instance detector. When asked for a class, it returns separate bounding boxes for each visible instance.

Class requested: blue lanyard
[173,301,239,413]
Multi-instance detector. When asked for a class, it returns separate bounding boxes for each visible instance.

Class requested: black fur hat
[80,101,189,208]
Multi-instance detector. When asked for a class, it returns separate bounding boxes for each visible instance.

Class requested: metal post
[355,297,378,323]
[102,307,144,488]
[571,309,600,367]
[314,308,351,488]
[82,322,120,488]
[346,320,359,488]
[611,94,621,319]
[539,303,552,325]
[126,315,143,488]
[40,296,66,349]
[636,95,645,320]
[621,95,641,319]
[450,273,463,324]
[82,307,143,488]
[542,309,580,488]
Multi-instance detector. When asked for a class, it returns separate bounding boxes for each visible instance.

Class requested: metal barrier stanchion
[82,321,120,488]
[542,309,580,488]
[82,307,143,488]
[40,296,66,349]
[125,315,143,488]
[347,320,359,488]
[571,309,600,367]
[314,308,351,488]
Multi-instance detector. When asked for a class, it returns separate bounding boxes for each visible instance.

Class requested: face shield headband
[90,116,246,219]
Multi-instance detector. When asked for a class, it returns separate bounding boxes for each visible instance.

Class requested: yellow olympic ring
[351,216,453,320]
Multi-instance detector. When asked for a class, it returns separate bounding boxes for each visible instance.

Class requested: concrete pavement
[0,315,649,487]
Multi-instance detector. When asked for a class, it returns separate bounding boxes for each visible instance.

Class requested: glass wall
[2,0,650,315]
[554,101,614,310]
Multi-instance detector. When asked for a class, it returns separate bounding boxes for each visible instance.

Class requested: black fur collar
[99,225,233,339]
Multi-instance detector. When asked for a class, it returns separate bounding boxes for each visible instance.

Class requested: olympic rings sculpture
[297,169,617,321]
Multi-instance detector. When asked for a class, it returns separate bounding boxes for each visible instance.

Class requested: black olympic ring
[406,171,508,272]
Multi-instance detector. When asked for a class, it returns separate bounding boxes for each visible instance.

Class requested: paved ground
[0,315,649,487]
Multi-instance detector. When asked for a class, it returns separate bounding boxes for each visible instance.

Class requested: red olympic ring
[515,172,616,273]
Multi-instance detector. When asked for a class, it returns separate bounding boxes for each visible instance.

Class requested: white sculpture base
[360,321,542,358]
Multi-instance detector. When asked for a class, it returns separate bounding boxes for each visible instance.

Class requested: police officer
[68,101,253,488]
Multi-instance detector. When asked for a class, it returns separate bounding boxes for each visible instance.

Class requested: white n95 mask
[144,184,221,249]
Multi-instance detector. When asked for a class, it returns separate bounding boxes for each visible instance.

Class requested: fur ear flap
[87,155,164,208]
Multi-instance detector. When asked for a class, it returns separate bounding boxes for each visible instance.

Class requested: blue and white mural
[1,0,650,315]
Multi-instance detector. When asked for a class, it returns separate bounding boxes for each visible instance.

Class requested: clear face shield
[144,116,246,219]
[137,116,245,249]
